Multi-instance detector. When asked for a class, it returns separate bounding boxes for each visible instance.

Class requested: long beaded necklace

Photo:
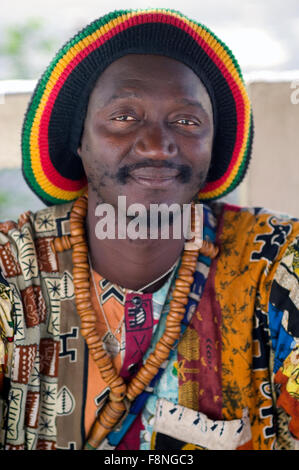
[52,192,219,449]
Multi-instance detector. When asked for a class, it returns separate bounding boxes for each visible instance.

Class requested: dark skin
[77,54,214,292]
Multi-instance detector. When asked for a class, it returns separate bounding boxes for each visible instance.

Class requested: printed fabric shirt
[0,201,298,450]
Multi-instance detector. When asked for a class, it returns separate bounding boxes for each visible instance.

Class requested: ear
[77,145,82,158]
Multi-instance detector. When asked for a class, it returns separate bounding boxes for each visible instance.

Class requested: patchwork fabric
[0,201,299,450]
[175,205,299,450]
[56,250,179,450]
[271,236,299,443]
[0,204,64,449]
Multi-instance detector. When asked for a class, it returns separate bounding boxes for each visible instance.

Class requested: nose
[133,122,178,160]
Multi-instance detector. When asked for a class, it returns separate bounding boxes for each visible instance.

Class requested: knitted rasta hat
[22,8,253,206]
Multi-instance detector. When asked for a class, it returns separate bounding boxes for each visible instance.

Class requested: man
[0,9,298,450]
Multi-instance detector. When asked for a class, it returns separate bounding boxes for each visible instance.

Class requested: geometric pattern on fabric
[0,204,64,449]
[178,203,299,450]
[20,286,47,328]
[120,293,154,381]
[1,202,299,450]
[0,243,22,278]
[112,209,216,451]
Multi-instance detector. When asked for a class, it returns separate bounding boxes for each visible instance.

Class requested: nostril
[168,142,177,155]
[137,140,147,153]
[134,126,177,159]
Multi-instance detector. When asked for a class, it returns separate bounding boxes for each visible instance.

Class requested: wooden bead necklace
[51,192,219,449]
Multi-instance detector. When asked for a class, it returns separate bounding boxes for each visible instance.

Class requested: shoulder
[0,202,72,240]
[0,202,72,306]
[0,203,73,368]
[207,202,299,311]
[209,202,299,263]
[0,203,71,280]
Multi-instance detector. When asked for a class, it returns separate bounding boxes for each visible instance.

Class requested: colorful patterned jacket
[0,201,298,450]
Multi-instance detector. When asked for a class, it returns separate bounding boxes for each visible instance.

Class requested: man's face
[78,54,214,210]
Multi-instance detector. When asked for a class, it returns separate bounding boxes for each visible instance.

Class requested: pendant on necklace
[102,331,120,358]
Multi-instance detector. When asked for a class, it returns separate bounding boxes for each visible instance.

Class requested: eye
[112,115,137,122]
[176,118,199,126]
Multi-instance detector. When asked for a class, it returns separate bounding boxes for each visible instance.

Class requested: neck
[86,192,185,292]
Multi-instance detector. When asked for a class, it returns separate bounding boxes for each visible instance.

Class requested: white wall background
[1,0,299,78]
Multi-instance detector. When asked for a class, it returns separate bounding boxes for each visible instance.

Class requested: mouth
[128,166,180,189]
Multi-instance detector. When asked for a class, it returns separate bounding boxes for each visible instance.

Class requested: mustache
[115,159,192,184]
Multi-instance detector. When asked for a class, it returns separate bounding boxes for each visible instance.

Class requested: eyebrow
[104,91,141,106]
[175,98,205,110]
[104,92,206,111]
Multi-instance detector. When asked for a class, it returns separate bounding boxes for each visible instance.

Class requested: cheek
[184,134,213,190]
[79,130,107,176]
[79,140,105,182]
[90,119,131,155]
[81,124,129,170]
[82,156,111,185]
[186,134,213,170]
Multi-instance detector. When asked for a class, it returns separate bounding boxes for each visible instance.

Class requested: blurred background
[0,0,299,220]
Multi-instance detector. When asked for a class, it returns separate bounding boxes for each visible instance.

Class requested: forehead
[89,54,212,111]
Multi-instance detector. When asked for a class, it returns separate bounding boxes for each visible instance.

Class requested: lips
[129,166,180,188]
